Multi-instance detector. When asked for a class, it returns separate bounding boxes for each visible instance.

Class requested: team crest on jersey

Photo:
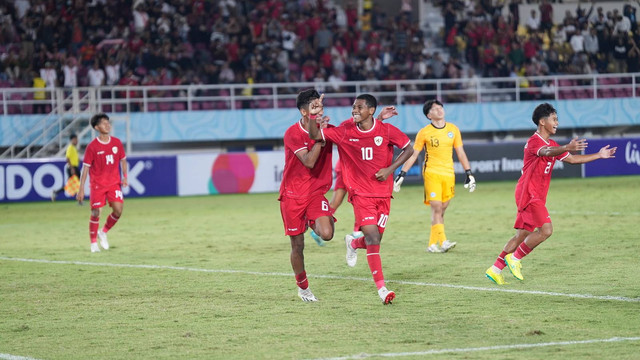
[374,136,383,146]
[447,131,454,138]
[112,146,118,154]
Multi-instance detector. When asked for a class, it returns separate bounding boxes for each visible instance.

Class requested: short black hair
[423,99,443,118]
[296,89,320,110]
[355,94,377,110]
[532,103,556,125]
[90,113,109,128]
[69,133,77,140]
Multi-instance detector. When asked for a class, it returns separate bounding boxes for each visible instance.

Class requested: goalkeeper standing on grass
[394,99,476,253]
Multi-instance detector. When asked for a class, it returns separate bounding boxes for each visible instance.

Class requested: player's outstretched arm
[564,145,617,164]
[540,137,587,157]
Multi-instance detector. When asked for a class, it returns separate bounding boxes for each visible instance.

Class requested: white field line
[0,354,41,360]
[1,257,639,303]
[306,336,640,360]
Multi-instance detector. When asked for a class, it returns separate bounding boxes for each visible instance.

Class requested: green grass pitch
[1,176,639,359]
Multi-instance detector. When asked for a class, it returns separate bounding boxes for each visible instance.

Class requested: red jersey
[279,120,333,199]
[515,132,569,210]
[83,136,126,189]
[321,119,410,198]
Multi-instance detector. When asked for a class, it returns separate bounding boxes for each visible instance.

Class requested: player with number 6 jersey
[77,113,128,253]
[279,89,336,303]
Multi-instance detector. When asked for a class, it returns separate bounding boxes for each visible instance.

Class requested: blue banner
[584,138,640,177]
[0,155,177,202]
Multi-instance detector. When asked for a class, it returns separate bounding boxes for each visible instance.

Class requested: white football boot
[441,240,457,252]
[97,230,109,250]
[378,286,396,305]
[345,234,357,267]
[298,287,318,302]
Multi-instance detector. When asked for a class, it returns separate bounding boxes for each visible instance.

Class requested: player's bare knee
[364,235,381,246]
[319,230,333,241]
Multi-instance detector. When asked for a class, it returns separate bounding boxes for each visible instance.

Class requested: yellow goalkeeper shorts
[423,172,455,205]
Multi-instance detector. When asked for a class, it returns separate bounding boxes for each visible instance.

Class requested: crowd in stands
[0,0,639,110]
[442,0,640,80]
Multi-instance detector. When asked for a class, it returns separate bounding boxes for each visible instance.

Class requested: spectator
[40,61,57,88]
[219,62,235,83]
[132,4,149,34]
[627,36,640,73]
[570,29,585,54]
[584,27,599,60]
[613,15,631,36]
[526,9,540,33]
[612,36,629,73]
[88,61,105,87]
[105,58,120,86]
[540,80,555,100]
[32,70,47,114]
[430,51,446,79]
[62,58,78,88]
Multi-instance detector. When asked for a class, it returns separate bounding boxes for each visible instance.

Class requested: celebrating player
[279,89,335,302]
[308,94,414,305]
[77,113,128,253]
[310,106,400,246]
[485,103,617,285]
[394,99,475,253]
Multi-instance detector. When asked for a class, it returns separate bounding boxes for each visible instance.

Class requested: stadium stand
[0,0,638,114]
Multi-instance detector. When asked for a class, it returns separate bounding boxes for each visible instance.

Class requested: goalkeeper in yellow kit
[394,100,476,253]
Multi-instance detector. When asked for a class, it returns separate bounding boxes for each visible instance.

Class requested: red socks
[494,251,508,269]
[295,271,309,290]
[513,242,532,260]
[102,213,120,233]
[366,244,385,290]
[89,216,99,243]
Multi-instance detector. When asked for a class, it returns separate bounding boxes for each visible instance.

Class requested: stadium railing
[1,72,638,115]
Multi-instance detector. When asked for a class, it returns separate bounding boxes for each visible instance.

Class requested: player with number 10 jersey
[322,121,411,200]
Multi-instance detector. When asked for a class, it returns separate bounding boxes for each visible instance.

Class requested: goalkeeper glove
[393,171,406,192]
[463,169,476,193]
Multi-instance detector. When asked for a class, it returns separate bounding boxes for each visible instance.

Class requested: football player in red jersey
[77,113,128,253]
[278,89,336,302]
[485,103,617,285]
[308,94,414,304]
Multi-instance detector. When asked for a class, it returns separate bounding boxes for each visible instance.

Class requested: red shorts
[90,184,124,209]
[279,194,333,236]
[514,200,550,232]
[350,195,391,234]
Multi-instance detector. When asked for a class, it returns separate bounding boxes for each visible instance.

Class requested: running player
[485,103,617,285]
[308,94,414,304]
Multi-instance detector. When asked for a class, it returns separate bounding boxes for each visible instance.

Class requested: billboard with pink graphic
[177,152,285,196]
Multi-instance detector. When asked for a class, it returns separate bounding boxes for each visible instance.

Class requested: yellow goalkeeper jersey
[412,122,463,177]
